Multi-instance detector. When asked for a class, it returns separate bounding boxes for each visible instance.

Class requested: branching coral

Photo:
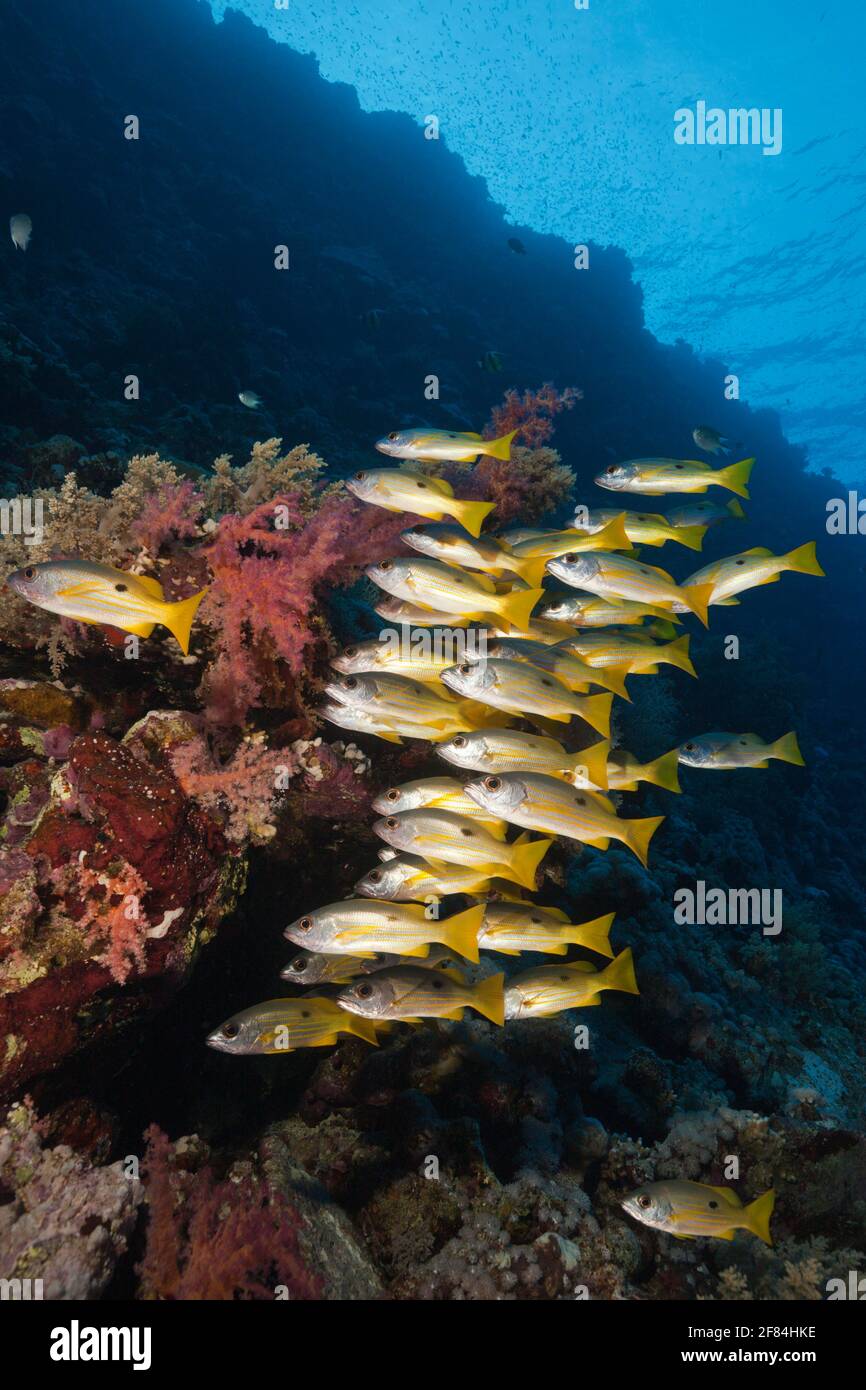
[486,383,582,450]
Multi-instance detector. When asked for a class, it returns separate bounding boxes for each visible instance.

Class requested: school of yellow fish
[207,428,821,1243]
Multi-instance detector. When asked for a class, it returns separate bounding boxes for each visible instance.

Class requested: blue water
[211,0,866,481]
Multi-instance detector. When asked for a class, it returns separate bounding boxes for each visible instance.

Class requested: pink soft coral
[198,491,405,726]
[486,383,582,449]
[131,480,205,554]
[72,859,151,985]
[169,733,294,845]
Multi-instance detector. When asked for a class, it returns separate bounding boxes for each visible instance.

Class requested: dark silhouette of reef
[0,0,864,1301]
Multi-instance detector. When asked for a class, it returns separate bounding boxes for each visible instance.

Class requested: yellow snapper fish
[205,996,379,1054]
[400,523,549,589]
[595,456,755,498]
[325,670,463,727]
[478,902,615,958]
[284,899,485,963]
[337,965,505,1025]
[487,617,581,644]
[373,807,552,891]
[482,635,632,699]
[570,507,707,552]
[347,466,494,538]
[437,727,611,791]
[281,943,465,986]
[6,560,208,655]
[560,631,696,677]
[678,731,804,770]
[622,1181,775,1245]
[355,853,505,902]
[321,698,499,746]
[441,659,614,736]
[366,557,544,632]
[465,771,664,867]
[375,426,517,463]
[373,776,507,833]
[605,747,682,793]
[540,593,681,627]
[546,551,713,626]
[373,595,489,627]
[676,541,824,606]
[668,497,746,527]
[507,515,631,561]
[504,948,639,1019]
[332,636,458,684]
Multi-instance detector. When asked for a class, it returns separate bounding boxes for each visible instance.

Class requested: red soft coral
[131,480,205,554]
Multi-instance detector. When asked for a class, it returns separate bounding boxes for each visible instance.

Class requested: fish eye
[290,958,307,972]
[485,776,501,791]
[386,788,400,801]
[637,1194,652,1209]
[356,983,374,998]
[344,676,358,689]
[388,432,398,441]
[368,869,381,883]
[563,553,577,563]
[344,645,358,657]
[222,1022,240,1039]
[684,743,695,751]
[298,916,313,933]
[385,817,398,830]
[380,559,393,571]
[22,567,36,581]
[354,471,367,481]
[452,735,467,748]
[606,466,617,474]
[458,663,471,675]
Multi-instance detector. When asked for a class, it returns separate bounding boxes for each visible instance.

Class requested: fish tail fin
[597,513,631,551]
[674,524,708,552]
[663,634,697,677]
[727,498,747,518]
[577,692,613,738]
[784,540,825,578]
[679,580,714,628]
[570,912,616,959]
[483,427,519,461]
[594,662,631,700]
[507,555,549,588]
[342,1015,380,1046]
[600,946,639,996]
[642,748,682,793]
[570,738,610,790]
[471,973,505,1025]
[626,814,664,867]
[454,499,495,538]
[744,1188,775,1246]
[510,835,552,890]
[441,904,483,963]
[495,585,545,632]
[717,456,755,498]
[162,586,209,655]
[769,730,805,766]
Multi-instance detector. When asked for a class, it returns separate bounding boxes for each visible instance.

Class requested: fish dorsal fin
[740,547,774,558]
[135,573,166,600]
[708,1185,742,1206]
[566,961,596,973]
[542,907,570,922]
[463,432,484,441]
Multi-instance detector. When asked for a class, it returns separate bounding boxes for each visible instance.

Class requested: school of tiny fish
[202,424,819,1243]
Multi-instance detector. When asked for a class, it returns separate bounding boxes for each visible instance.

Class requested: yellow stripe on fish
[284,898,485,963]
[347,466,494,537]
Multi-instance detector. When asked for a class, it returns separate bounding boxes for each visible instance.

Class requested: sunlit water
[210,0,866,480]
